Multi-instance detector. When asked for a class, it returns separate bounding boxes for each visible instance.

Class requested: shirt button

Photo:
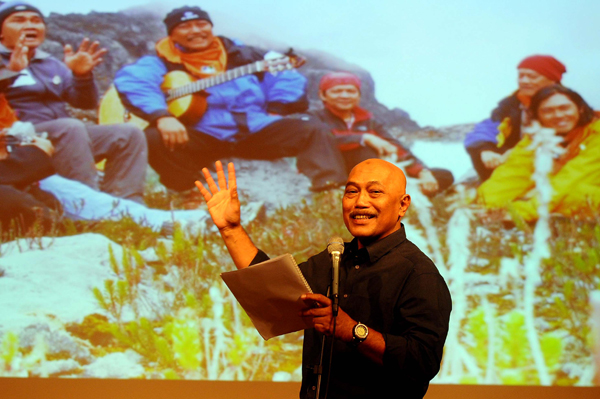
[343,294,348,298]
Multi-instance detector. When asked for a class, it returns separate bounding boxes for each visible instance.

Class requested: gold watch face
[355,323,368,339]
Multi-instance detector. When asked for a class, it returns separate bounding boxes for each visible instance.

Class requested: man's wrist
[349,322,369,347]
[72,70,94,79]
[218,223,245,238]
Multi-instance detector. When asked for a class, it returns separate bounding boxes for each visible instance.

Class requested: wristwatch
[351,322,369,347]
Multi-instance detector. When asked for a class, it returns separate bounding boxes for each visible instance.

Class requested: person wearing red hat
[308,71,454,196]
[463,54,567,182]
[477,85,600,221]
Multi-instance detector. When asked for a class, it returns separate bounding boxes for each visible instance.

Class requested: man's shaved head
[348,158,407,193]
[343,158,411,247]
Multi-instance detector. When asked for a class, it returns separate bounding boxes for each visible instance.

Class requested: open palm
[195,161,241,230]
[64,38,107,76]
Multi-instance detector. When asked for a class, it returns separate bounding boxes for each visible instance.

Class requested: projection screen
[0,1,599,398]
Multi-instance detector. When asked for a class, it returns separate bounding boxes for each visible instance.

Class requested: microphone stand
[313,285,330,399]
[314,249,341,399]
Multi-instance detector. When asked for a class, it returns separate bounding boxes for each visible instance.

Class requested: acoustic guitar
[99,52,306,130]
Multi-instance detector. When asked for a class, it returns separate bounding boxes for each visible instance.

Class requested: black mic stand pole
[314,248,340,399]
[313,285,330,399]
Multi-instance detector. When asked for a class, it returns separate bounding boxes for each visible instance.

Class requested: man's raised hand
[64,38,107,77]
[8,33,30,72]
[196,161,259,269]
[195,161,241,231]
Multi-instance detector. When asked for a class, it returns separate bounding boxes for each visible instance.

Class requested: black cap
[0,1,45,30]
[163,6,212,34]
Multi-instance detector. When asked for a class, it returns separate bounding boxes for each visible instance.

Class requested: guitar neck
[166,61,266,101]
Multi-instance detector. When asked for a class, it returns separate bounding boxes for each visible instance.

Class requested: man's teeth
[354,215,373,219]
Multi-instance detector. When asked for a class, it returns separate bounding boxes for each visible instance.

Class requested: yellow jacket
[477,118,600,221]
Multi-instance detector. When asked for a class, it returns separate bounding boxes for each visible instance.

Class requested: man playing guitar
[113,6,347,198]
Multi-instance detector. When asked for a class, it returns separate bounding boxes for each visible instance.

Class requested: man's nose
[189,23,204,33]
[354,190,369,207]
[519,76,531,84]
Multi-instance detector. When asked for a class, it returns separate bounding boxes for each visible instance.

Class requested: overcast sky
[40,0,600,128]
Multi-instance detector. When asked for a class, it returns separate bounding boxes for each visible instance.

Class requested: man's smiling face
[169,19,215,52]
[1,11,46,51]
[342,159,411,247]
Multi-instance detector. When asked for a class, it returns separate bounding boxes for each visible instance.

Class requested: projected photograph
[0,0,599,389]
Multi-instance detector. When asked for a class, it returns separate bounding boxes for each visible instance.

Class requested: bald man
[197,159,452,399]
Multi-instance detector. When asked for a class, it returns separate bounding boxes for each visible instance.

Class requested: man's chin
[517,89,535,98]
[347,225,375,239]
[333,104,355,111]
[184,39,214,52]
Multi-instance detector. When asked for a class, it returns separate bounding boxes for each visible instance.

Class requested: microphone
[327,236,344,316]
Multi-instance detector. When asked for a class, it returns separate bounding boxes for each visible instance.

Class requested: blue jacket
[463,118,501,149]
[114,36,308,141]
[463,93,525,180]
[0,45,98,124]
[463,92,523,151]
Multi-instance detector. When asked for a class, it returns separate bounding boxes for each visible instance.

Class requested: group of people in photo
[0,1,597,234]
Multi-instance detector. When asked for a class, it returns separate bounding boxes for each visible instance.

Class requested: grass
[0,187,598,384]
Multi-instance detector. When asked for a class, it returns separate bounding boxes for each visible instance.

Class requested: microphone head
[327,236,345,255]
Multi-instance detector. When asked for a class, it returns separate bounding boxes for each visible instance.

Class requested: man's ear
[318,90,327,102]
[398,194,411,218]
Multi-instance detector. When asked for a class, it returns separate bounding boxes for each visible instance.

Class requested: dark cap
[0,1,45,30]
[163,6,212,34]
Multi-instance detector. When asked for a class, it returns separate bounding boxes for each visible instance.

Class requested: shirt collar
[346,224,407,264]
[323,104,373,123]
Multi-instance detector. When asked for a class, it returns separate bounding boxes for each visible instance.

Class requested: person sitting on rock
[477,85,600,221]
[0,1,148,203]
[464,54,566,182]
[113,6,347,200]
[307,71,453,196]
[0,65,211,236]
[1,125,214,237]
[0,72,59,233]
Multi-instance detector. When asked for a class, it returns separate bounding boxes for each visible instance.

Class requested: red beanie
[319,72,362,92]
[517,55,566,83]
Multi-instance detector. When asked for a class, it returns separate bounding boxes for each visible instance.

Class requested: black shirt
[252,225,452,399]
